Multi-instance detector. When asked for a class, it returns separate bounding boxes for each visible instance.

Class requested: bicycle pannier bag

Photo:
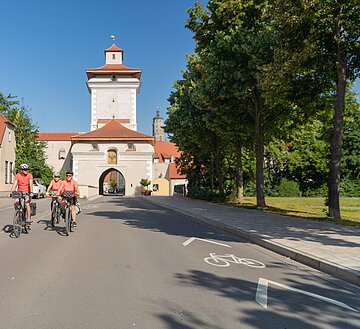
[30,203,37,216]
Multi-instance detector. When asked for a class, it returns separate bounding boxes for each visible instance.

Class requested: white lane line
[256,278,358,312]
[183,237,231,248]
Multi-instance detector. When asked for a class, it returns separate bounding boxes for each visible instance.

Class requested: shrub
[273,179,301,197]
[340,178,360,197]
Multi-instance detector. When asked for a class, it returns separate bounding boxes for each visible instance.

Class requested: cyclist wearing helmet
[47,172,62,195]
[59,171,80,226]
[10,164,33,226]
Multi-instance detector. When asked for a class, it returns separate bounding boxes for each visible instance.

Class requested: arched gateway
[99,168,125,195]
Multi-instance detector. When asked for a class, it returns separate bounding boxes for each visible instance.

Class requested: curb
[142,197,360,287]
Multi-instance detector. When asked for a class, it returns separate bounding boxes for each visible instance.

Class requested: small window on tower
[127,143,136,151]
[112,75,116,81]
[112,54,116,60]
[58,149,66,160]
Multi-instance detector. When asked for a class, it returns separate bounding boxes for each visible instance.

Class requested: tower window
[112,54,116,59]
[112,75,116,81]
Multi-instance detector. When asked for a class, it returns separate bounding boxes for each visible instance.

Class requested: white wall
[0,125,16,192]
[71,141,154,196]
[43,140,73,173]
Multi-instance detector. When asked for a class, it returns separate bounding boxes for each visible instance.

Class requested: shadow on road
[37,219,69,237]
[154,269,359,329]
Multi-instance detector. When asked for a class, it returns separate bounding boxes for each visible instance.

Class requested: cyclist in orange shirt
[10,163,33,225]
[47,172,62,195]
[47,172,62,213]
[59,171,80,226]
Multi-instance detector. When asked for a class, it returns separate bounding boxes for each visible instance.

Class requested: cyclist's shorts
[69,196,77,206]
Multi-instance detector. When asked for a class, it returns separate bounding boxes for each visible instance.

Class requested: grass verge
[230,197,360,228]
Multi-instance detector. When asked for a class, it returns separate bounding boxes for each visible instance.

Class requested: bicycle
[61,191,75,236]
[50,192,61,227]
[204,253,266,268]
[11,191,31,238]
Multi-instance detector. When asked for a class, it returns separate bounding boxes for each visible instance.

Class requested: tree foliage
[166,0,360,215]
[0,92,53,186]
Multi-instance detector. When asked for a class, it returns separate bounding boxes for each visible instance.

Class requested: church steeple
[153,110,165,141]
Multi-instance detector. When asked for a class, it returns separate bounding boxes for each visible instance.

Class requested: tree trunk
[253,89,266,207]
[235,141,244,203]
[214,139,225,198]
[210,154,214,190]
[328,5,345,220]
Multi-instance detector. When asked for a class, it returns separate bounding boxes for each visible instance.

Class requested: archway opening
[99,168,125,196]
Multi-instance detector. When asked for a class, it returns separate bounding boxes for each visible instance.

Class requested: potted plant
[140,178,152,195]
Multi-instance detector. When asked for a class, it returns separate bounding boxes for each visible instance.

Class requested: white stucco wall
[43,140,73,173]
[88,76,140,131]
[153,162,168,180]
[71,141,154,197]
[0,125,16,192]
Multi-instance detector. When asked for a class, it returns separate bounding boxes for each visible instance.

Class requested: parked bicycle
[50,191,61,227]
[204,253,266,268]
[61,191,75,236]
[11,191,31,238]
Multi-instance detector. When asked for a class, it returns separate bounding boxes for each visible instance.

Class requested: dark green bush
[340,178,360,197]
[302,183,327,197]
[272,179,301,197]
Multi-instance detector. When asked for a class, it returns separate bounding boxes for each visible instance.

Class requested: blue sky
[0,0,207,135]
[0,0,358,135]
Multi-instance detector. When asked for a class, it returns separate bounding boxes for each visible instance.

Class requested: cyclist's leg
[24,195,31,222]
[71,198,77,224]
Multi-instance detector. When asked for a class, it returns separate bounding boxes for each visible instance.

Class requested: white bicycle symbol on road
[204,253,266,268]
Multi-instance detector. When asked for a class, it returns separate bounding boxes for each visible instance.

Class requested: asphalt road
[0,196,359,329]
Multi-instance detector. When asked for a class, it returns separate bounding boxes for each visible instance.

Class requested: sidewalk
[143,196,360,286]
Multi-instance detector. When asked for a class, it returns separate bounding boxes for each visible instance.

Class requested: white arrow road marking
[256,278,358,312]
[182,237,231,248]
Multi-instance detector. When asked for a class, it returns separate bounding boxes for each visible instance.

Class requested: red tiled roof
[71,119,154,144]
[153,141,181,163]
[168,163,186,179]
[37,132,79,141]
[161,153,171,159]
[0,113,14,145]
[97,119,130,124]
[86,64,142,79]
[105,43,123,52]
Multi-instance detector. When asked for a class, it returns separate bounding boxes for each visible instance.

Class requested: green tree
[269,0,360,219]
[140,178,151,189]
[0,92,54,185]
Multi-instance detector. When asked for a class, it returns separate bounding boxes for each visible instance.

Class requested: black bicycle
[61,191,75,236]
[50,192,61,227]
[12,191,30,238]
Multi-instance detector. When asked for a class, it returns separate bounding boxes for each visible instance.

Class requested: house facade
[0,113,16,192]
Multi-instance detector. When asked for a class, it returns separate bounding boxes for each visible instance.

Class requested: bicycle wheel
[23,211,28,234]
[13,210,22,238]
[64,207,70,236]
[51,205,57,227]
[69,208,73,233]
[56,205,61,224]
[204,256,230,267]
[237,258,266,268]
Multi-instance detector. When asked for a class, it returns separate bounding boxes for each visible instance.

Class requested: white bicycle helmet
[20,163,29,170]
[54,172,60,177]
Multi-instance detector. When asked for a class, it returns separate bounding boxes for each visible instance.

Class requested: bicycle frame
[61,192,75,236]
[51,192,60,227]
[12,192,29,237]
